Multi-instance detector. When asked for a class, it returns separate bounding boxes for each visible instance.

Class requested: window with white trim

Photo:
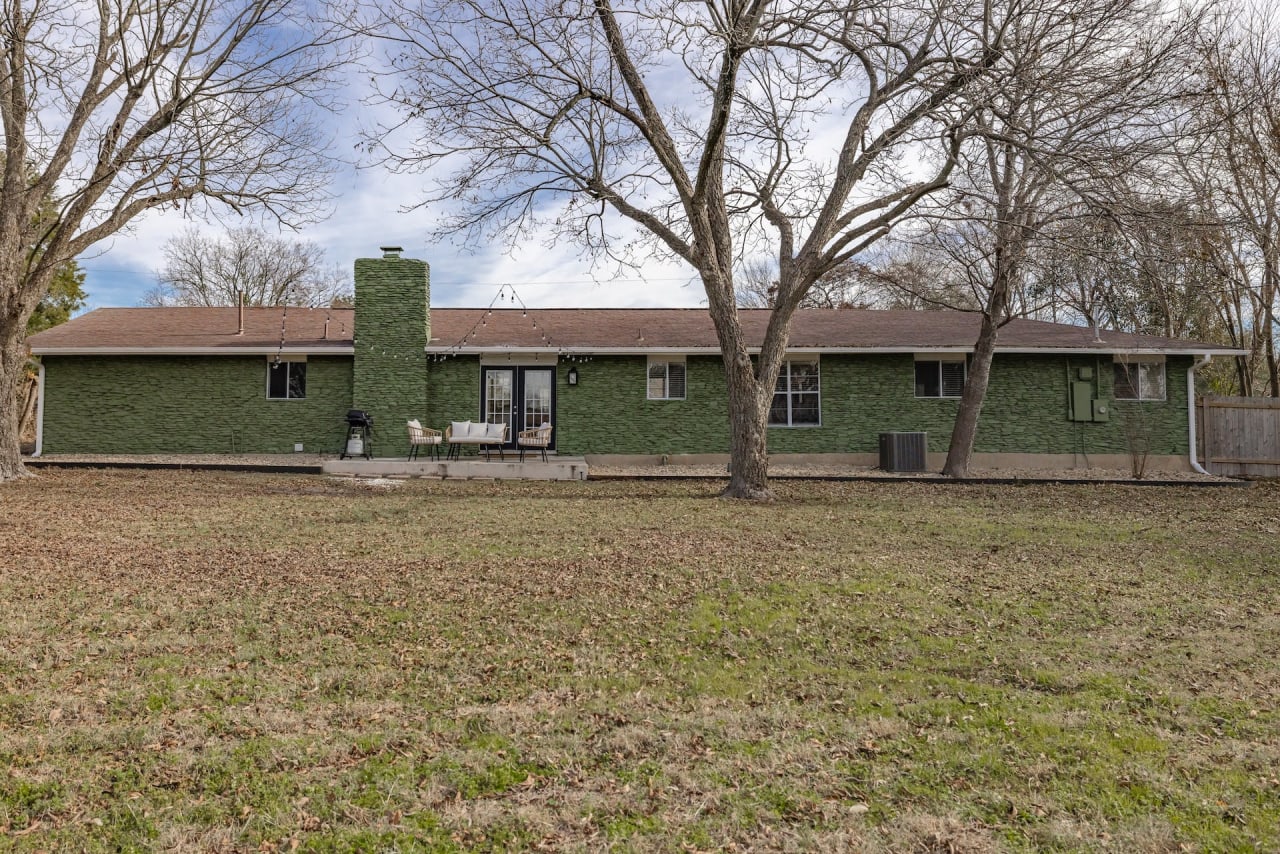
[267,357,307,400]
[915,355,966,398]
[647,358,686,400]
[1113,357,1165,401]
[770,359,820,426]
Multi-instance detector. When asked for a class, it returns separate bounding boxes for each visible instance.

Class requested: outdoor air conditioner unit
[879,431,927,472]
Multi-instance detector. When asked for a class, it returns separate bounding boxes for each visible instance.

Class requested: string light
[434,283,557,360]
[275,290,290,363]
[269,284,564,364]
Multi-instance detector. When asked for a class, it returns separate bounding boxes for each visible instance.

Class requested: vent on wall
[879,432,927,472]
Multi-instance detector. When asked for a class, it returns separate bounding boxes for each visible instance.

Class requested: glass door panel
[480,365,555,450]
[522,369,552,431]
[484,369,514,432]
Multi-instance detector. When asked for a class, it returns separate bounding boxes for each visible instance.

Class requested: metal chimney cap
[380,246,404,258]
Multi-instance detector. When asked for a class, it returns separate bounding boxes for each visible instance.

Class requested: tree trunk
[0,332,33,481]
[1266,312,1279,398]
[1264,254,1279,397]
[721,347,773,501]
[18,371,38,439]
[0,245,48,482]
[1236,354,1252,397]
[942,310,1000,478]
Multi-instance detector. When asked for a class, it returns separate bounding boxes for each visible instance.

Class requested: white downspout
[1187,354,1211,475]
[32,361,46,458]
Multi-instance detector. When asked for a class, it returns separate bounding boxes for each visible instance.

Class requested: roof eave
[31,346,356,356]
[427,345,1247,356]
[32,344,1246,357]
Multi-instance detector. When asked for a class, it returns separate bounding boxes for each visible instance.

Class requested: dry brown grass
[0,469,1276,852]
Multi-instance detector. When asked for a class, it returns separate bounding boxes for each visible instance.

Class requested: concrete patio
[321,455,589,481]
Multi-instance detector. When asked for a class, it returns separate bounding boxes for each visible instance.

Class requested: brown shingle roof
[428,308,1238,353]
[28,306,1241,354]
[28,307,354,353]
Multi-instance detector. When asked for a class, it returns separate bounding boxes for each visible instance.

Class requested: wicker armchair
[517,424,553,462]
[407,419,443,461]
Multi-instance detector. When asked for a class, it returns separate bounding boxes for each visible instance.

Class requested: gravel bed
[587,462,1236,482]
[26,453,1239,482]
[28,453,327,468]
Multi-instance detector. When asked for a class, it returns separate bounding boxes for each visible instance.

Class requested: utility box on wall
[1069,372,1111,423]
[1070,381,1094,422]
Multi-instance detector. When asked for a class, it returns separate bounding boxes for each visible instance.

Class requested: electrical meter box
[1092,399,1110,422]
[1070,381,1094,421]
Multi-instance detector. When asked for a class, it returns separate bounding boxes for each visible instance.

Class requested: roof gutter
[29,346,355,356]
[1187,354,1212,475]
[424,345,1247,357]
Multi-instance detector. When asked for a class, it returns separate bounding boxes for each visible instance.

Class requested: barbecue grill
[341,409,374,459]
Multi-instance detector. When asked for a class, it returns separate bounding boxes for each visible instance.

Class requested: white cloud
[78,156,709,311]
[76,75,708,313]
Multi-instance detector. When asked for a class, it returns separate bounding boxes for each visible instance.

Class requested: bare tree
[366,0,1017,499]
[144,227,352,308]
[1178,4,1280,396]
[892,0,1204,477]
[0,1,348,481]
[1034,203,1228,344]
[735,257,876,309]
[734,258,780,309]
[1030,210,1136,330]
[839,241,980,310]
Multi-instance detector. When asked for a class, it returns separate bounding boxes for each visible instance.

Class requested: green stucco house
[27,248,1242,472]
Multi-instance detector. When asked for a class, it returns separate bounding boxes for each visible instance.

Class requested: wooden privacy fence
[1200,395,1280,477]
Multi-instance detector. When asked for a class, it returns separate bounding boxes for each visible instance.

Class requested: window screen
[647,360,686,400]
[915,358,965,398]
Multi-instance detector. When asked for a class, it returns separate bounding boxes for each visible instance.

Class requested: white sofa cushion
[485,422,505,440]
[450,421,471,438]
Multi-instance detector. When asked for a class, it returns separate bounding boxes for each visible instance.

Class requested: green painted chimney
[353,247,429,453]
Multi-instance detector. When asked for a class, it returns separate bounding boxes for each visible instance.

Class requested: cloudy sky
[79,168,708,313]
[76,68,707,314]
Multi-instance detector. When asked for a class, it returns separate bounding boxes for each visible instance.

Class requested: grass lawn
[0,469,1276,852]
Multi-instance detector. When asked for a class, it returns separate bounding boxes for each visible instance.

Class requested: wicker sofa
[445,421,509,460]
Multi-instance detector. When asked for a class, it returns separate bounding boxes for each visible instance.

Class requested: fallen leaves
[0,470,1276,851]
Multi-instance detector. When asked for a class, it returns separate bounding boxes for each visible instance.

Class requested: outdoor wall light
[566,366,579,386]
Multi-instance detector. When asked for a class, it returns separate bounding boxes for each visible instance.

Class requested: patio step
[321,456,589,481]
